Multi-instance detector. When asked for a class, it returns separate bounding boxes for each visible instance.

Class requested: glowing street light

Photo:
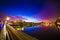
[6,17,10,20]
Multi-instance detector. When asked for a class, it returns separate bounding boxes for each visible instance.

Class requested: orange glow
[43,22,49,26]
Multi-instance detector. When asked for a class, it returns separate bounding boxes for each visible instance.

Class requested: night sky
[0,0,60,22]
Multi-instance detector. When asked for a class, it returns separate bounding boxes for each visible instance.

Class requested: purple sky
[35,0,60,22]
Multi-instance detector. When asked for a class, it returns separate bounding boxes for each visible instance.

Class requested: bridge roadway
[6,24,38,40]
[0,28,5,40]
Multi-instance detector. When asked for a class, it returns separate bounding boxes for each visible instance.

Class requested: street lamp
[6,17,10,20]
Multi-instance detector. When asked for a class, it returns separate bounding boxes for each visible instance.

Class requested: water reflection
[22,26,60,40]
[22,26,47,33]
[22,25,58,33]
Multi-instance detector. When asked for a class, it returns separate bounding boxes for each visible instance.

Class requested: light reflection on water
[22,26,43,33]
[22,26,57,33]
[21,26,59,40]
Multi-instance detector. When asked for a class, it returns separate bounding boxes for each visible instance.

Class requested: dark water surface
[22,26,60,40]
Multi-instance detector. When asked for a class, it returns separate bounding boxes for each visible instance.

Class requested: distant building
[56,17,60,22]
[55,17,60,26]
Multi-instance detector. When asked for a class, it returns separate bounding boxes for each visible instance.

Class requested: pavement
[6,24,38,40]
[0,28,5,40]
